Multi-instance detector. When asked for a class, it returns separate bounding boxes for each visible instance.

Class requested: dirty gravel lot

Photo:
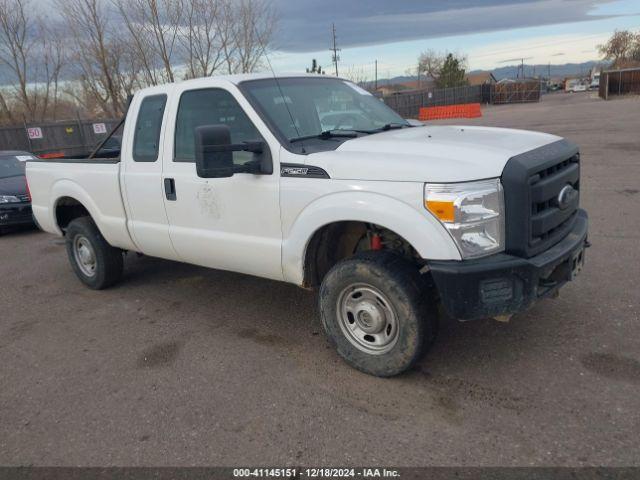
[1,92,639,466]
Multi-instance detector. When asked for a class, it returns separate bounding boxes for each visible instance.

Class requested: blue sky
[268,0,640,77]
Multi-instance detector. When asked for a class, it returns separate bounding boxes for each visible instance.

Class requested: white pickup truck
[27,74,588,377]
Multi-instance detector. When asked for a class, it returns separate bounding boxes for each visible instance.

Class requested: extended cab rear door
[160,81,283,280]
[120,87,180,260]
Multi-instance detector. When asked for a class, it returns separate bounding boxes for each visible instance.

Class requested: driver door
[161,86,283,281]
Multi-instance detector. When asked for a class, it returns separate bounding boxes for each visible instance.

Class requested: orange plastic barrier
[38,152,65,159]
[418,103,482,121]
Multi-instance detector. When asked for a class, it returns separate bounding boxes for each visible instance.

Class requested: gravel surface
[1,92,639,466]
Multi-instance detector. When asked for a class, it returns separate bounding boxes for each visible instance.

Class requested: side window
[133,95,167,162]
[175,88,262,165]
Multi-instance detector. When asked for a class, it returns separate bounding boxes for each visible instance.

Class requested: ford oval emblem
[557,185,577,210]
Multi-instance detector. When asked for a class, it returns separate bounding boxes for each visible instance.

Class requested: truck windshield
[0,155,26,179]
[240,77,407,151]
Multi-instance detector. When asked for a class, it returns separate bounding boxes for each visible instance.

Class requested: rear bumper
[428,209,588,321]
[0,203,33,227]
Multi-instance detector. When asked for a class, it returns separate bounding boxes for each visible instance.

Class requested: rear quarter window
[133,95,167,162]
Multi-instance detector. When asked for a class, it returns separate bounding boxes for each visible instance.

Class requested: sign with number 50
[27,127,43,140]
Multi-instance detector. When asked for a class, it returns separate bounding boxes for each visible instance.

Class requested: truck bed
[26,158,138,252]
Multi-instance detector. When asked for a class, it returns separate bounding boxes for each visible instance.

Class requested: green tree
[306,59,324,74]
[436,53,467,88]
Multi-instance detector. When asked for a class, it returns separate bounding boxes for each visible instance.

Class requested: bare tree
[1,0,280,125]
[114,0,183,85]
[0,0,66,122]
[417,50,445,80]
[180,0,226,79]
[0,0,36,119]
[343,65,371,88]
[57,0,137,117]
[598,29,640,68]
[0,90,14,124]
[37,20,66,120]
[229,0,277,74]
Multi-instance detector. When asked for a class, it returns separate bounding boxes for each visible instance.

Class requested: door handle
[164,178,176,201]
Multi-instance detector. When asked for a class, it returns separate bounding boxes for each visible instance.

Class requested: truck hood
[307,126,562,182]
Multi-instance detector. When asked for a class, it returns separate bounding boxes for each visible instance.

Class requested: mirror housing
[195,124,269,178]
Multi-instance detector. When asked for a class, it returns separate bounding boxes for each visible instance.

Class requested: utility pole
[330,23,341,77]
[374,60,378,90]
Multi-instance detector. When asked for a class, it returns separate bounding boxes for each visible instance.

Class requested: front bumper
[428,209,588,321]
[0,203,33,227]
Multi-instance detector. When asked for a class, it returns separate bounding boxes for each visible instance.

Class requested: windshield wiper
[290,130,359,143]
[356,122,411,134]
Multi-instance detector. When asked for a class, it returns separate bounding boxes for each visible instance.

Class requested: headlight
[0,195,21,204]
[424,178,504,259]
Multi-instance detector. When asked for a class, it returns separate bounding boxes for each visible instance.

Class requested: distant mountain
[371,61,606,87]
[474,61,604,80]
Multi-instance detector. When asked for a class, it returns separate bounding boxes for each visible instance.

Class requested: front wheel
[65,217,123,290]
[319,251,438,377]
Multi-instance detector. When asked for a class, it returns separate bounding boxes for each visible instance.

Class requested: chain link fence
[383,82,541,118]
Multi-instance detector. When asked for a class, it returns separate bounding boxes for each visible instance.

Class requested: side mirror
[195,124,268,178]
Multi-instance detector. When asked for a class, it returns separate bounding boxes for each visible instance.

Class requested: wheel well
[55,197,90,231]
[303,221,421,288]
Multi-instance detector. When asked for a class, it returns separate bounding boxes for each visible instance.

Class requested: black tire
[65,216,123,290]
[319,251,438,377]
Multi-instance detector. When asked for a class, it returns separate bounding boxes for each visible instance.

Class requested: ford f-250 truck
[27,74,588,377]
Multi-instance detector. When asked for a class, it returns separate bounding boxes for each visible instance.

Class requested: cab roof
[135,73,345,97]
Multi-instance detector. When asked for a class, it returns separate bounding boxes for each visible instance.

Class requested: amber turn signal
[425,200,455,223]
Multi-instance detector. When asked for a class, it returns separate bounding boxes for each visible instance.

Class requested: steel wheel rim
[337,283,399,355]
[73,235,97,277]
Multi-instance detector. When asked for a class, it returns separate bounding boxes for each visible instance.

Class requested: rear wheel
[65,217,123,289]
[319,251,438,377]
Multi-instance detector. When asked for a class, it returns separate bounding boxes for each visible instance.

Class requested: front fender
[282,190,461,284]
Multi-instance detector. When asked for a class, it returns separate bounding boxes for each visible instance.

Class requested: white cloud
[467,32,611,70]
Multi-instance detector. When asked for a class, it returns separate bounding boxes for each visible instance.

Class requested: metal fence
[491,81,542,105]
[383,82,541,118]
[0,118,120,157]
[599,67,640,99]
[383,85,488,118]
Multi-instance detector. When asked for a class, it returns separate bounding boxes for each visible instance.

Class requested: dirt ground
[1,91,639,466]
